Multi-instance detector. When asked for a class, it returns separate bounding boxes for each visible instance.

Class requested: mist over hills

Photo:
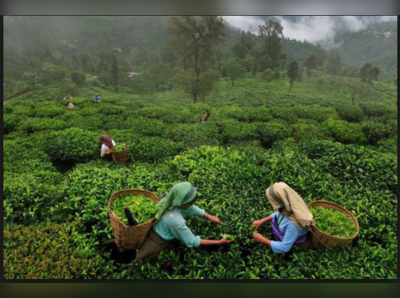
[4,16,397,82]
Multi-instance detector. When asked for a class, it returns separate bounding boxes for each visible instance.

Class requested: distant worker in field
[134,182,233,263]
[93,93,101,103]
[202,111,211,123]
[251,182,313,255]
[100,134,115,159]
[67,102,75,110]
[63,94,72,101]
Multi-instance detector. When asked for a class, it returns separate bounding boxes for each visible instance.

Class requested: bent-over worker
[135,182,233,262]
[202,112,211,123]
[251,182,313,254]
[100,134,116,158]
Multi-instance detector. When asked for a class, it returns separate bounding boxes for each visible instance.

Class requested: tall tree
[287,60,299,93]
[111,54,119,88]
[359,63,381,83]
[359,63,372,82]
[304,53,317,81]
[369,66,381,82]
[326,53,342,78]
[167,16,226,102]
[138,70,155,101]
[258,20,284,77]
[231,32,255,59]
[222,57,246,86]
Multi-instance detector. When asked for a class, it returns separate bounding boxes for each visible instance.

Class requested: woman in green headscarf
[135,182,232,262]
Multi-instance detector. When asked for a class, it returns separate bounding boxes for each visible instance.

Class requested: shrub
[22,118,68,133]
[122,117,165,136]
[3,171,64,224]
[228,140,266,159]
[136,106,193,123]
[218,106,272,123]
[325,120,366,145]
[256,121,291,148]
[164,123,221,147]
[130,137,184,163]
[361,121,395,145]
[3,223,115,279]
[35,105,65,118]
[336,105,363,122]
[216,120,258,144]
[376,136,397,155]
[270,106,332,123]
[79,106,100,116]
[291,122,330,143]
[3,104,13,114]
[70,71,86,86]
[69,115,105,131]
[359,103,393,118]
[11,105,36,117]
[3,114,21,134]
[98,105,126,116]
[45,128,99,162]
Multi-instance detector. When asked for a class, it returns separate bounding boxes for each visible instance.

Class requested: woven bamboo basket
[308,201,359,249]
[108,189,159,250]
[111,144,129,163]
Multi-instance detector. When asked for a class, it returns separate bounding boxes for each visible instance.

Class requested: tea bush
[216,120,258,144]
[130,137,184,163]
[359,103,393,118]
[376,136,397,155]
[123,117,165,136]
[3,223,115,279]
[270,106,333,123]
[45,128,99,162]
[22,118,69,133]
[325,120,366,145]
[291,122,330,143]
[35,105,66,118]
[336,105,364,123]
[2,76,397,279]
[3,171,64,224]
[3,114,21,134]
[136,106,194,123]
[362,121,396,145]
[164,123,221,147]
[256,121,291,148]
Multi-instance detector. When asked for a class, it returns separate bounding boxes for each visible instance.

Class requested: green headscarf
[155,182,197,219]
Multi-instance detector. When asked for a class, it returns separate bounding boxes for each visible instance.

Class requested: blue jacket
[153,206,205,248]
[270,210,308,253]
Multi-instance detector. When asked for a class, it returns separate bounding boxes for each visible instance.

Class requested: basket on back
[112,144,129,163]
[108,189,159,250]
[308,201,359,249]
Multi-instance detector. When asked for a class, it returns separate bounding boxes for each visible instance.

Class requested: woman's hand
[253,232,271,246]
[251,220,263,230]
[205,212,223,225]
[219,238,234,244]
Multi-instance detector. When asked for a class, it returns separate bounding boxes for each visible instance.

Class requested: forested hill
[3,16,397,96]
[333,21,397,81]
[4,16,324,79]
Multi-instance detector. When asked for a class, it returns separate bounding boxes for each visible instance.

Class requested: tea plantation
[3,75,398,279]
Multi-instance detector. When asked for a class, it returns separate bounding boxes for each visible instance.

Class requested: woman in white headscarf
[251,182,313,254]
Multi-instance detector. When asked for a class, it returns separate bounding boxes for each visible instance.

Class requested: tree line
[4,16,387,101]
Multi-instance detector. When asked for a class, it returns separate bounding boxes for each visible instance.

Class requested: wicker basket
[308,201,359,249]
[111,144,129,163]
[108,189,159,250]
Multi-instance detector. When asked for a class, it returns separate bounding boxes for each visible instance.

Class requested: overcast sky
[223,16,397,47]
